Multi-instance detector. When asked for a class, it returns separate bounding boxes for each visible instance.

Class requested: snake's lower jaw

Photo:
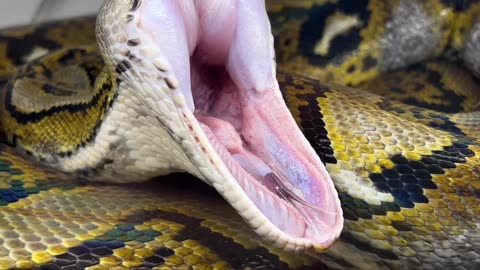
[190,82,344,251]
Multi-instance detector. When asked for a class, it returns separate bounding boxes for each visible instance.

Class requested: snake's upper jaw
[114,0,343,252]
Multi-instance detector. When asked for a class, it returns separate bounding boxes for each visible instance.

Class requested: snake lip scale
[101,0,344,252]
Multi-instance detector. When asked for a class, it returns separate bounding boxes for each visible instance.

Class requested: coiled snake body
[0,0,479,269]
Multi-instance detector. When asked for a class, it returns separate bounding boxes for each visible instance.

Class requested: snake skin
[0,0,479,269]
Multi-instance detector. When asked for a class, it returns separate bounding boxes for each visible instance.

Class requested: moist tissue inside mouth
[191,58,338,233]
[191,59,295,200]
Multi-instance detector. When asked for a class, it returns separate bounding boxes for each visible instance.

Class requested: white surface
[0,0,102,28]
[35,0,102,23]
[0,0,42,28]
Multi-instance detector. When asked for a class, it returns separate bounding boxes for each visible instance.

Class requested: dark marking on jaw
[116,60,133,74]
[130,0,141,11]
[122,49,131,57]
[127,38,141,46]
[126,14,134,23]
[128,53,142,63]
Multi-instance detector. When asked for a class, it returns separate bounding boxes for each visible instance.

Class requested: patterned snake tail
[0,0,479,269]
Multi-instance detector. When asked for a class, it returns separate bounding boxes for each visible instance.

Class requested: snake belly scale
[0,0,478,270]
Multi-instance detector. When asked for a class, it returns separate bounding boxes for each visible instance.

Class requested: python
[0,0,478,269]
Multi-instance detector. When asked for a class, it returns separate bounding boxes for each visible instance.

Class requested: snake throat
[134,0,343,250]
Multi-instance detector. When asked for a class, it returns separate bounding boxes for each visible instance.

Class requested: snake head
[97,0,343,252]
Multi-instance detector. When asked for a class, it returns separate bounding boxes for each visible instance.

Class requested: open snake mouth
[191,60,343,250]
[135,0,343,250]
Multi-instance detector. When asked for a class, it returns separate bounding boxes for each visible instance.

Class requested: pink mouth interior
[138,0,342,246]
[192,60,339,241]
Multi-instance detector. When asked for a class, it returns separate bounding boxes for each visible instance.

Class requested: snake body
[0,0,479,269]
